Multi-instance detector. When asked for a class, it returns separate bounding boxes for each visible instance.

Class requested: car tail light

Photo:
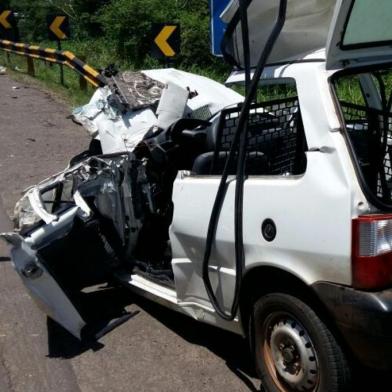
[352,215,392,290]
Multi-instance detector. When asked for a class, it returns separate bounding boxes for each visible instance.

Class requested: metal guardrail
[0,39,107,88]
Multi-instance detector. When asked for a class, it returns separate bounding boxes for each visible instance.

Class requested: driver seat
[192,108,270,175]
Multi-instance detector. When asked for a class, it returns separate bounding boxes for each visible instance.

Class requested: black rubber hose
[202,0,288,321]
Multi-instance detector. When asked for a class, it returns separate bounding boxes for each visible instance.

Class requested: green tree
[98,0,217,68]
[4,0,227,75]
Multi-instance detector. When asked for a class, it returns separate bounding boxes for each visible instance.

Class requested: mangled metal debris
[115,71,165,110]
[72,68,242,154]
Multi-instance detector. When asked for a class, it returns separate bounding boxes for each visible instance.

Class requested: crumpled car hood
[73,68,243,155]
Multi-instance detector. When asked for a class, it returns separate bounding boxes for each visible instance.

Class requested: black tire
[252,293,351,392]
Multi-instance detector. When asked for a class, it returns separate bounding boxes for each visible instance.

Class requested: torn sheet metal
[119,71,165,110]
[73,68,243,155]
[73,86,159,153]
[3,231,87,339]
[156,82,190,130]
[14,191,43,231]
[11,154,149,257]
[143,68,243,118]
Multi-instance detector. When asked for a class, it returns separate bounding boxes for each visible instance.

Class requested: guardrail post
[57,40,65,86]
[27,57,35,77]
[79,74,88,92]
[79,55,88,92]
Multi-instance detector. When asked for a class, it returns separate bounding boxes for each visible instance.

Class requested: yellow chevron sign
[48,15,69,40]
[153,24,180,59]
[0,10,12,30]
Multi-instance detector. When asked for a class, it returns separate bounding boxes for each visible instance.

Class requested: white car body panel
[74,69,243,155]
[2,208,86,339]
[1,58,373,338]
[122,273,241,334]
[169,59,369,319]
[142,68,243,116]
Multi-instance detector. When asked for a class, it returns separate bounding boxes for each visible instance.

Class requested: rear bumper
[313,282,392,370]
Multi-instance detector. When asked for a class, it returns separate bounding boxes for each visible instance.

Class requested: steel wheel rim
[262,311,320,392]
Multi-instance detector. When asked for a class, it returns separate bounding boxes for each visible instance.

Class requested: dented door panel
[2,153,146,339]
[4,230,86,339]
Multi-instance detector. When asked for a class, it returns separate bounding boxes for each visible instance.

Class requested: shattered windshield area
[334,67,392,207]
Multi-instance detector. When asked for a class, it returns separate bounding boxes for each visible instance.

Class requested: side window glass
[191,79,308,176]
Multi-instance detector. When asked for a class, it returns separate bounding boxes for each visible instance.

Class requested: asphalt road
[0,73,260,392]
[1,72,391,392]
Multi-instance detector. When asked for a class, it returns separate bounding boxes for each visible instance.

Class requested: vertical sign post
[210,0,231,56]
[47,15,70,86]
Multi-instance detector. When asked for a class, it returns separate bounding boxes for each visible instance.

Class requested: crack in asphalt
[0,351,16,392]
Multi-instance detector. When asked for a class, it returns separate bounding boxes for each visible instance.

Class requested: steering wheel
[168,118,211,143]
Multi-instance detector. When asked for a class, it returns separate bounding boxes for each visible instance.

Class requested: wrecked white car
[3,1,392,391]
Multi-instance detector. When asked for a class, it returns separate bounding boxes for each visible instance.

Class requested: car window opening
[195,80,307,177]
[334,66,392,208]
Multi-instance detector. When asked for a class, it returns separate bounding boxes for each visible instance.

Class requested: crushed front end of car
[0,66,243,338]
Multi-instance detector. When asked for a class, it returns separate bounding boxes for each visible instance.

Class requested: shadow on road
[47,286,137,359]
[46,285,261,391]
[134,295,261,392]
[44,284,392,392]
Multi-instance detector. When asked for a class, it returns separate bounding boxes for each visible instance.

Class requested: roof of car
[225,49,328,86]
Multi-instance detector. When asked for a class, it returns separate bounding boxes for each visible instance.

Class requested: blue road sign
[210,0,231,56]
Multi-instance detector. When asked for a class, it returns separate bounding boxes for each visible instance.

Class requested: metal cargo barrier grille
[214,97,305,175]
[341,101,392,203]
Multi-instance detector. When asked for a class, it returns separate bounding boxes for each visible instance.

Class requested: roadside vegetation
[0,0,230,106]
[1,0,377,108]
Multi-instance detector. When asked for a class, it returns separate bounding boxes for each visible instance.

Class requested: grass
[0,50,94,107]
[0,38,230,109]
[3,38,387,110]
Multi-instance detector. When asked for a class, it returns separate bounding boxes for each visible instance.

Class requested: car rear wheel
[252,293,351,392]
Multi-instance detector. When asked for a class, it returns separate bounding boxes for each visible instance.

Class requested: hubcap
[263,313,319,391]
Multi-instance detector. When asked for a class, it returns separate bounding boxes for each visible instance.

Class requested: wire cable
[202,0,288,321]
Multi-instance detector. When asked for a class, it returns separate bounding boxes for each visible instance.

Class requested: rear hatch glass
[342,0,392,48]
[221,0,392,69]
[333,65,392,208]
[326,0,392,69]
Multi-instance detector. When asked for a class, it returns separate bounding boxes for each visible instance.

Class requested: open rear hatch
[221,0,336,68]
[221,0,392,70]
[326,0,392,69]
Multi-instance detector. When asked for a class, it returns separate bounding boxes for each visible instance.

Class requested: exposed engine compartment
[14,114,218,294]
[7,68,243,291]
